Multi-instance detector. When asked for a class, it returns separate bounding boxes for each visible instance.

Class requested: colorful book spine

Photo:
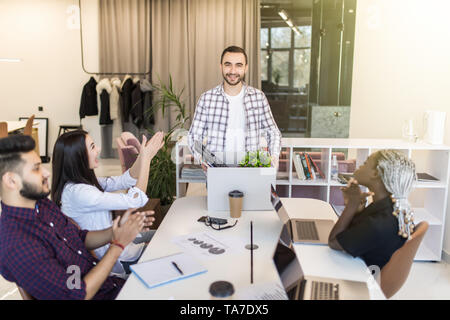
[305,153,325,179]
[304,152,315,180]
[300,152,311,180]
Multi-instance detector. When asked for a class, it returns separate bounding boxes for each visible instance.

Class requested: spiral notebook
[130,252,207,289]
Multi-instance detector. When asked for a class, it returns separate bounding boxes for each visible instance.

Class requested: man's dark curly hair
[0,135,35,180]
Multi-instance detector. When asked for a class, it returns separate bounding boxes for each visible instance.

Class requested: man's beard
[20,180,50,201]
[223,73,243,86]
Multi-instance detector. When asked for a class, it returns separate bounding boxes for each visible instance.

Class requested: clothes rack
[78,0,151,77]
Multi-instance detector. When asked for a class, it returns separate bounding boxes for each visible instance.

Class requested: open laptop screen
[270,185,292,247]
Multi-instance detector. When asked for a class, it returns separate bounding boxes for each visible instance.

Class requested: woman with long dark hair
[51,129,164,277]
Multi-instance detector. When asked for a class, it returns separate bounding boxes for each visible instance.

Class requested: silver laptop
[207,167,276,212]
[270,185,335,245]
[193,140,229,167]
[272,214,370,300]
[294,274,371,300]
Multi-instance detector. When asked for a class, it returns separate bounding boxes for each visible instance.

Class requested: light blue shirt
[60,169,149,276]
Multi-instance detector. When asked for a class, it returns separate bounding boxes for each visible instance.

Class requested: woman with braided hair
[328,149,416,270]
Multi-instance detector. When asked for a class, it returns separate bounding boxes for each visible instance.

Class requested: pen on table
[171,261,184,275]
[250,220,253,284]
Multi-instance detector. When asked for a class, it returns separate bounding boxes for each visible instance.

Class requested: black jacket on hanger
[130,82,144,128]
[79,77,98,119]
[141,80,155,127]
[99,90,113,125]
[143,90,155,127]
[121,78,135,123]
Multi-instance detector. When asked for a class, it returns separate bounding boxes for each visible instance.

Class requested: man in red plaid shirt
[188,46,281,169]
[0,135,154,299]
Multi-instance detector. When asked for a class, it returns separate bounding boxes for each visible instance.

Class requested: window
[261,26,311,90]
[261,24,312,134]
[261,0,356,136]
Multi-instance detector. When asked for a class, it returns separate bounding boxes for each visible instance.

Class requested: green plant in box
[239,150,272,167]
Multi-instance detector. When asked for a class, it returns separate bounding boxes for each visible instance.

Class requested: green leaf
[145,73,189,205]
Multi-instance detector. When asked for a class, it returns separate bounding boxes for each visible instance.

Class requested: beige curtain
[151,0,261,132]
[99,0,151,75]
[99,0,261,131]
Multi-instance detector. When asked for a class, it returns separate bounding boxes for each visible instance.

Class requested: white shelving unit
[175,137,450,261]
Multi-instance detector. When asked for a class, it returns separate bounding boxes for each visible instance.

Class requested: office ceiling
[261,0,312,26]
[261,0,312,10]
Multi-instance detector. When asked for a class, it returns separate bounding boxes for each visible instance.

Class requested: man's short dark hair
[221,46,248,65]
[0,135,36,181]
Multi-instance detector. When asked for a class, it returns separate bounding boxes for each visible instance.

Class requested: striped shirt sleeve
[188,93,209,161]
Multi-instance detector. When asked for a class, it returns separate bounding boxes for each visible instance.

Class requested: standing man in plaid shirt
[188,46,282,169]
[0,135,154,299]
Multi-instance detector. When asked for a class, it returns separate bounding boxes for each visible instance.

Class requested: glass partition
[260,0,356,137]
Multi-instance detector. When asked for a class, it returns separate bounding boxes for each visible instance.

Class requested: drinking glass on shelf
[402,119,418,142]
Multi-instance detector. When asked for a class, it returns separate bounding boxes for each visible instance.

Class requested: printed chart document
[130,252,207,289]
[172,232,242,259]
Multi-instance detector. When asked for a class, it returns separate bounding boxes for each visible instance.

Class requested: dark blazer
[79,77,98,119]
[99,90,112,125]
[121,78,135,123]
[130,80,155,129]
[130,82,144,128]
[142,82,155,127]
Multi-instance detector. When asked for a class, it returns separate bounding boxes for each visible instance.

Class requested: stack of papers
[416,173,439,181]
[181,164,206,181]
[130,252,207,289]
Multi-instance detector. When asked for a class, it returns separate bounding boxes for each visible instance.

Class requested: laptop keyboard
[311,281,339,300]
[296,221,320,241]
[212,163,228,167]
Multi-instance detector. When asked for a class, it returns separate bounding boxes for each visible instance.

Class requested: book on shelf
[299,152,311,180]
[416,173,439,182]
[293,153,306,180]
[305,152,325,179]
[304,153,315,180]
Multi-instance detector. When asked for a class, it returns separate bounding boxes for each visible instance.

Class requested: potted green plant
[239,150,272,167]
[146,75,190,215]
[237,150,276,189]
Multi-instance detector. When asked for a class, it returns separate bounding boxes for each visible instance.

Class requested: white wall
[350,0,450,259]
[0,0,99,156]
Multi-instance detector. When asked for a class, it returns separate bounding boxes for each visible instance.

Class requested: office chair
[0,122,8,138]
[115,132,163,229]
[120,132,141,153]
[17,286,35,300]
[116,135,140,173]
[380,221,429,299]
[23,114,35,136]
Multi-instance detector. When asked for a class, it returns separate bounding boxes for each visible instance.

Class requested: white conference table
[117,196,385,300]
[117,196,284,300]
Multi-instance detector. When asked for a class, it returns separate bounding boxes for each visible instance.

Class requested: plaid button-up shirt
[0,198,124,300]
[188,83,282,160]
